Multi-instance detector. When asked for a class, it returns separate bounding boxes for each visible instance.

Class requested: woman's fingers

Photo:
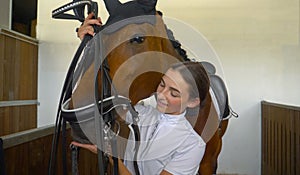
[77,13,102,40]
[85,18,102,26]
[77,25,95,40]
[83,13,102,26]
[71,141,98,154]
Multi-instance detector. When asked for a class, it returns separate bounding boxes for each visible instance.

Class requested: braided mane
[156,11,190,61]
[165,27,190,61]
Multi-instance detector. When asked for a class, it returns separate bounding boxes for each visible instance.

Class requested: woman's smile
[156,98,168,108]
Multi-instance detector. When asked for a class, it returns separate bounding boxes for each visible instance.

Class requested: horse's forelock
[137,0,158,9]
[103,0,122,15]
[103,0,157,27]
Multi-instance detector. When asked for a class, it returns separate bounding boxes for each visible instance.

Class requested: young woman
[73,61,210,175]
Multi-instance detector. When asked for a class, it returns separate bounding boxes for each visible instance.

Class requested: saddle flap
[201,61,216,75]
[200,61,231,119]
[209,74,230,119]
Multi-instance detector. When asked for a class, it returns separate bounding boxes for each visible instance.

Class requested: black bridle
[49,1,141,175]
[47,28,95,175]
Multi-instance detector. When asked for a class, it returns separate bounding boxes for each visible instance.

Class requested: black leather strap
[52,0,95,22]
[48,32,94,175]
[62,119,68,175]
[70,144,79,175]
[61,95,133,122]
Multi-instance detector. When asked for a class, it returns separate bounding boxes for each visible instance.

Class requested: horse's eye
[130,36,145,44]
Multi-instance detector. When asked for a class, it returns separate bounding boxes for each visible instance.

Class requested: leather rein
[49,1,141,175]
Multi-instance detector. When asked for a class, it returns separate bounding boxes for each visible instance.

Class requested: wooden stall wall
[0,28,38,136]
[1,126,99,175]
[0,28,101,174]
[262,101,300,175]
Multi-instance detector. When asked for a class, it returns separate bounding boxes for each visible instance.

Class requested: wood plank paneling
[262,101,300,175]
[0,34,4,101]
[0,28,38,136]
[2,126,101,175]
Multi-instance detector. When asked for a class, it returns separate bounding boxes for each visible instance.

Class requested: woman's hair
[170,61,210,114]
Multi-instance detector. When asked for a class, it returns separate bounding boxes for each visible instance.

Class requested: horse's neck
[188,94,221,143]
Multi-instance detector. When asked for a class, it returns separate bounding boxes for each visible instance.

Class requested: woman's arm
[71,141,97,154]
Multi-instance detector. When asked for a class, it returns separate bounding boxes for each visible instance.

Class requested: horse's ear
[137,0,158,10]
[103,0,122,15]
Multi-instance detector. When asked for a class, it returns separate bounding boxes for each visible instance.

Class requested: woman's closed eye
[170,89,180,98]
[159,79,181,98]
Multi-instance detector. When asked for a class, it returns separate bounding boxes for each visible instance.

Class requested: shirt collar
[160,111,186,123]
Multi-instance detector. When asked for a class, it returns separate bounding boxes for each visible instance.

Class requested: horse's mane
[157,11,190,62]
[165,27,190,61]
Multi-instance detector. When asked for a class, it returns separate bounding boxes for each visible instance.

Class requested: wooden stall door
[262,101,300,175]
[0,28,38,136]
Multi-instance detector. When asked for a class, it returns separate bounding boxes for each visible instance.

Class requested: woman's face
[156,68,199,115]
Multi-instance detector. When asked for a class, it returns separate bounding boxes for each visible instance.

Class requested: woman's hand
[71,141,132,175]
[71,141,98,154]
[77,13,102,40]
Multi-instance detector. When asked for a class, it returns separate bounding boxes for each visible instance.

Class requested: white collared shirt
[124,104,206,175]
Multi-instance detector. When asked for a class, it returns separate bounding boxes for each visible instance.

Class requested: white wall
[37,0,109,126]
[0,0,11,29]
[37,0,300,174]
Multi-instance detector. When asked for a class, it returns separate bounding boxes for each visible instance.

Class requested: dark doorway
[12,0,37,38]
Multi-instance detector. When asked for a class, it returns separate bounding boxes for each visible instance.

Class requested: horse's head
[71,0,186,108]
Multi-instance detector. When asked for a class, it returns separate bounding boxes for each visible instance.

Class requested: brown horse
[55,0,234,174]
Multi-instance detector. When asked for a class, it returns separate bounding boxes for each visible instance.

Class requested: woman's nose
[157,89,168,99]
